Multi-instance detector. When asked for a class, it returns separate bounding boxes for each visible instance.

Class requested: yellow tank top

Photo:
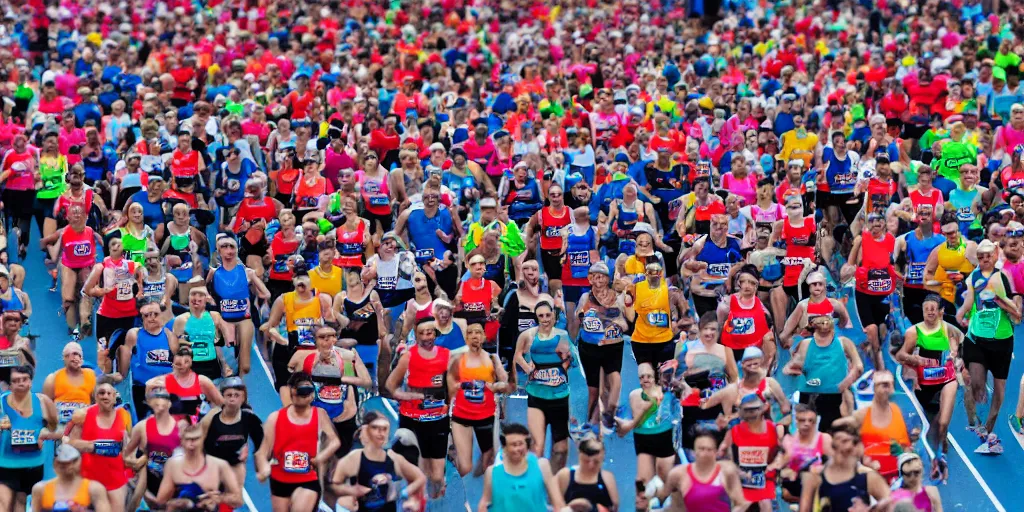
[931,237,974,303]
[459,354,495,383]
[624,256,646,279]
[284,291,323,333]
[42,478,92,511]
[632,280,672,344]
[309,265,343,298]
[53,368,96,424]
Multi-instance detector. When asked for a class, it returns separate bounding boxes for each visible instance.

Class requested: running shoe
[601,411,615,436]
[987,433,1004,455]
[931,454,948,484]
[1010,414,1024,436]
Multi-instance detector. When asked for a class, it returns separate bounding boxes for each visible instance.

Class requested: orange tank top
[41,478,92,511]
[452,354,496,421]
[862,403,910,456]
[53,369,96,424]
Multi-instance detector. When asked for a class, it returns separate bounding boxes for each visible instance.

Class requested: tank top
[679,341,729,407]
[854,231,896,296]
[564,467,613,511]
[79,406,130,491]
[913,324,955,386]
[183,312,217,363]
[909,188,943,232]
[145,416,180,479]
[335,222,366,268]
[212,265,250,321]
[408,206,453,264]
[798,333,847,394]
[270,406,320,483]
[131,328,173,382]
[696,236,743,287]
[683,465,730,512]
[441,170,476,206]
[204,409,260,466]
[932,237,974,303]
[612,199,643,256]
[563,226,596,286]
[284,291,322,350]
[817,470,869,512]
[294,176,329,209]
[53,368,95,424]
[119,227,151,265]
[489,453,548,512]
[526,330,570,400]
[60,226,96,268]
[97,257,138,318]
[374,254,414,308]
[302,349,356,421]
[356,451,399,512]
[633,390,676,435]
[904,231,944,287]
[633,280,672,344]
[342,292,379,345]
[37,153,68,199]
[41,478,93,511]
[0,287,24,312]
[435,321,465,352]
[269,235,300,281]
[309,265,343,297]
[750,203,784,230]
[539,206,571,250]
[237,197,277,225]
[721,295,771,350]
[359,173,392,217]
[0,392,45,468]
[577,294,626,347]
[825,151,857,194]
[165,372,203,418]
[804,298,835,318]
[786,433,825,472]
[398,346,450,421]
[459,278,496,322]
[782,217,816,287]
[165,227,194,281]
[890,487,933,512]
[731,420,779,502]
[865,177,897,214]
[862,403,910,469]
[967,269,1014,340]
[170,149,200,178]
[453,353,497,421]
[3,150,35,190]
[949,187,981,233]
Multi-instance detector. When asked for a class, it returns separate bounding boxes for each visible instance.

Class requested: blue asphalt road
[20,213,1019,511]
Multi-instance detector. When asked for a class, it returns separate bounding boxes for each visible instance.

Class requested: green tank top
[120,228,149,266]
[634,392,675,435]
[37,155,67,199]
[184,312,217,362]
[170,231,190,251]
[914,323,950,352]
[968,269,1014,340]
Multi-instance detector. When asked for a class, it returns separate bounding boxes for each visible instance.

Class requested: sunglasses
[295,385,316,397]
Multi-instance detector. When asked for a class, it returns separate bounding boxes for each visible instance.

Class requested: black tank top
[354,451,398,512]
[818,469,869,512]
[564,467,613,512]
[341,292,379,345]
[203,409,264,466]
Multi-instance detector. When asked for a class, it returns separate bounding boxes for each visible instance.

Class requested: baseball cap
[479,197,498,208]
[55,444,81,462]
[589,261,612,277]
[741,347,764,363]
[977,239,997,253]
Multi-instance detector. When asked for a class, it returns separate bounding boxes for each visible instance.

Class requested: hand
[352,484,373,497]
[957,316,968,328]
[256,467,271,482]
[108,372,123,383]
[782,362,801,376]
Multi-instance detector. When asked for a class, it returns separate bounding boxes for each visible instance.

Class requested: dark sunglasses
[295,385,316,397]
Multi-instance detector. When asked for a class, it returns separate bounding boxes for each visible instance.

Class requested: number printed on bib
[646,312,669,327]
[283,451,311,473]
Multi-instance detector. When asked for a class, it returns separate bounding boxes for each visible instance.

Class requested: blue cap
[739,393,765,409]
[564,172,585,189]
[615,152,631,163]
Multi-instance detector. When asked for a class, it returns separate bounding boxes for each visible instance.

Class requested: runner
[956,239,1020,453]
[891,452,943,512]
[393,179,463,299]
[772,195,816,305]
[777,271,852,350]
[144,347,224,420]
[778,404,832,503]
[172,286,237,381]
[200,377,264,494]
[834,370,917,481]
[385,317,452,498]
[673,312,736,456]
[84,237,141,372]
[658,428,749,511]
[154,423,243,511]
[0,365,61,512]
[718,266,775,365]
[798,424,892,512]
[897,294,962,481]
[626,262,675,369]
[262,264,333,395]
[123,387,187,507]
[477,423,570,512]
[453,254,501,343]
[30,444,111,512]
[42,342,96,428]
[924,212,978,327]
[67,379,135,512]
[614,363,677,486]
[526,183,571,297]
[682,213,743,318]
[720,394,783,512]
[784,314,862,434]
[555,437,619,512]
[140,248,176,326]
[562,206,599,338]
[207,233,271,377]
[896,204,946,325]
[513,301,574,474]
[449,321,509,477]
[117,299,176,419]
[703,347,790,429]
[576,261,628,433]
[39,204,102,336]
[255,372,342,512]
[849,211,900,370]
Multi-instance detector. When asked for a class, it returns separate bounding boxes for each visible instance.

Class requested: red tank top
[909,188,942,233]
[805,298,834,318]
[60,226,95,269]
[164,372,202,401]
[334,222,365,268]
[97,258,138,318]
[80,406,129,491]
[294,177,329,209]
[237,197,277,225]
[695,200,726,222]
[270,406,320,483]
[171,150,199,178]
[163,189,199,209]
[269,235,300,281]
[399,346,450,420]
[721,295,771,350]
[145,416,180,471]
[865,178,897,214]
[730,420,779,502]
[855,231,896,295]
[540,206,571,250]
[57,188,94,219]
[275,168,301,196]
[781,217,816,287]
[459,278,495,317]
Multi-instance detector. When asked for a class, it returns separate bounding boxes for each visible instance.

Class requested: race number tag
[369,195,389,206]
[730,317,755,336]
[461,380,486,404]
[92,440,122,457]
[544,226,564,238]
[56,402,85,424]
[283,451,311,473]
[10,429,38,449]
[115,280,134,301]
[145,349,172,366]
[646,312,669,327]
[317,384,344,403]
[220,298,250,315]
[147,452,170,476]
[533,367,566,387]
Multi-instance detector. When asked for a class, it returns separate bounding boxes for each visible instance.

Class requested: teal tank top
[526,329,570,400]
[633,391,678,435]
[0,392,45,468]
[184,312,217,363]
[798,334,846,394]
[949,187,980,233]
[489,453,549,512]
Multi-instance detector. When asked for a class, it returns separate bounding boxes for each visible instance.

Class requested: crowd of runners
[3,0,1024,511]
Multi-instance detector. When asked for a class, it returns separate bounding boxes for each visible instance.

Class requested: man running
[172,286,236,381]
[784,314,862,433]
[895,204,945,325]
[849,211,899,370]
[626,262,675,369]
[0,365,62,512]
[30,444,111,512]
[117,299,176,419]
[719,394,783,512]
[124,387,186,507]
[42,341,96,427]
[207,233,271,377]
[155,423,242,511]
[834,370,917,480]
[478,423,570,512]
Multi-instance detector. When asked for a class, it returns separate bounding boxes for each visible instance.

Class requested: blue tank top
[131,190,165,229]
[442,172,477,205]
[489,453,549,512]
[565,227,596,280]
[213,265,250,321]
[310,354,350,420]
[526,329,570,400]
[436,322,465,351]
[904,231,944,286]
[184,312,217,363]
[578,297,624,346]
[0,288,24,312]
[798,334,846,394]
[614,200,641,256]
[0,392,45,468]
[697,236,743,284]
[949,187,979,234]
[408,206,453,265]
[131,328,173,383]
[825,149,857,194]
[507,179,542,221]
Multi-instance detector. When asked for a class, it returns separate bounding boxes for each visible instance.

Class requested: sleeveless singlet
[53,369,96,424]
[284,291,322,350]
[270,406,320,483]
[213,265,251,321]
[60,226,96,268]
[355,451,399,512]
[41,479,93,511]
[683,464,730,512]
[452,353,497,421]
[526,330,570,400]
[302,348,356,421]
[539,206,571,250]
[79,406,130,491]
[398,346,450,421]
[145,417,180,480]
[854,231,896,296]
[564,467,613,511]
[721,295,771,350]
[633,280,672,344]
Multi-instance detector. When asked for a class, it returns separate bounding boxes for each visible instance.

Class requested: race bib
[71,242,92,257]
[463,301,487,313]
[191,339,213,360]
[956,206,974,222]
[220,298,250,315]
[518,318,538,331]
[667,198,684,221]
[145,349,172,366]
[115,280,133,301]
[461,380,486,404]
[706,263,731,277]
[93,440,122,457]
[973,307,1000,337]
[737,445,770,489]
[421,397,446,410]
[147,452,170,475]
[296,321,316,348]
[56,402,85,424]
[581,316,604,334]
[544,226,564,238]
[834,172,857,186]
[369,195,389,206]
[227,179,241,192]
[10,429,38,449]
[730,317,756,336]
[646,311,669,327]
[533,367,566,387]
[780,257,808,267]
[740,468,767,489]
[316,384,344,403]
[0,352,18,367]
[708,371,728,392]
[272,258,290,273]
[866,268,893,293]
[415,248,435,262]
[376,276,397,290]
[907,263,925,283]
[339,242,363,255]
[283,451,311,473]
[922,366,947,381]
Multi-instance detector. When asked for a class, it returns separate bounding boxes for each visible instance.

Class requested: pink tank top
[683,465,729,512]
[750,203,784,225]
[786,432,825,472]
[3,149,36,190]
[355,170,391,216]
[722,172,758,205]
[60,226,96,269]
[890,488,932,512]
[1002,259,1024,296]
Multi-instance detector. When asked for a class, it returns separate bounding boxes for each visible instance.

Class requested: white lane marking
[896,367,1005,512]
[242,488,257,512]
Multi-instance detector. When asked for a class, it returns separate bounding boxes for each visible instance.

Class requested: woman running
[448,321,509,477]
[40,204,102,336]
[718,265,775,365]
[68,380,135,512]
[674,312,738,457]
[145,347,223,420]
[660,429,749,511]
[200,378,264,497]
[262,265,333,397]
[615,362,679,486]
[555,437,619,512]
[84,237,142,371]
[332,195,373,269]
[778,270,852,349]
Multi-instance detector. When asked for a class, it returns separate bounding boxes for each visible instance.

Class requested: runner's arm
[720,461,751,512]
[838,337,864,391]
[798,471,822,512]
[314,406,341,465]
[477,466,494,512]
[538,457,568,510]
[89,481,112,512]
[254,411,277,481]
